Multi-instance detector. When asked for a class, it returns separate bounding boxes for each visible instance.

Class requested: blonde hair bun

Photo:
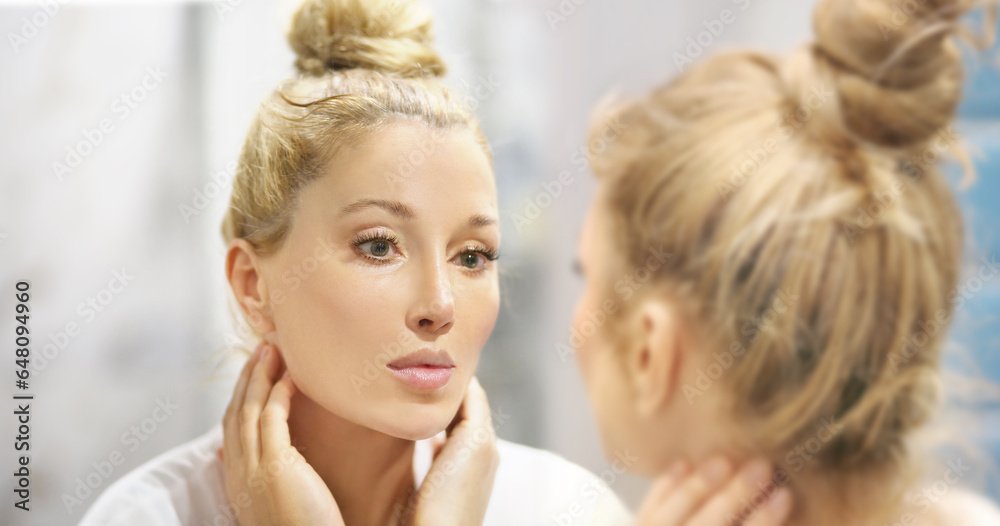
[288,0,446,78]
[811,0,975,147]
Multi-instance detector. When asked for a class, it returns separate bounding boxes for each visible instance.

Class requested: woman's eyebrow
[468,214,498,229]
[339,198,416,219]
[340,199,497,229]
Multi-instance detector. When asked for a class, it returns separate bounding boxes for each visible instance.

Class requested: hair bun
[288,0,446,78]
[809,0,975,147]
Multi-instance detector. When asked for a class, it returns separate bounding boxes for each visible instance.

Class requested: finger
[648,461,692,501]
[239,344,282,462]
[636,461,691,519]
[688,459,777,526]
[644,456,734,524]
[430,433,447,458]
[453,377,493,436]
[445,379,474,435]
[743,488,792,526]
[260,369,298,454]
[223,342,265,459]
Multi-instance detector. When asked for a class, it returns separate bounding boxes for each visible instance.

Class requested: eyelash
[459,245,500,274]
[350,230,500,272]
[351,229,401,265]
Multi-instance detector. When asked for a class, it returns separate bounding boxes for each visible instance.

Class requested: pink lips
[386,349,456,390]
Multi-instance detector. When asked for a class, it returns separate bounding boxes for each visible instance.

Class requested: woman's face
[573,187,701,475]
[572,187,639,459]
[258,120,500,440]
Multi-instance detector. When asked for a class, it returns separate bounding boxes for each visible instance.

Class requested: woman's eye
[458,251,485,270]
[359,240,393,258]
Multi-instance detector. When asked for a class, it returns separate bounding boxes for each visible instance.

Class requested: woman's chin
[392,426,446,441]
[375,421,448,441]
[370,403,458,441]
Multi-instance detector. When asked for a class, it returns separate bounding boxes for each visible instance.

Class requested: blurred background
[0,0,998,524]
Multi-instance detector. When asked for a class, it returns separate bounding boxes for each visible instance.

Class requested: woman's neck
[679,433,913,526]
[287,391,416,526]
[678,414,918,526]
[775,466,920,526]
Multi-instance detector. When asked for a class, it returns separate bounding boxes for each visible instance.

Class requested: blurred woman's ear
[629,299,683,418]
[226,238,276,335]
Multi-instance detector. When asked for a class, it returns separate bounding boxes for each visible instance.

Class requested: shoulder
[78,424,230,526]
[932,488,1000,526]
[484,439,633,526]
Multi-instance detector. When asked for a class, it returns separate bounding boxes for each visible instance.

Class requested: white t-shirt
[78,424,633,526]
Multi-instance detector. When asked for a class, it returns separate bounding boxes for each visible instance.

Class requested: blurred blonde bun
[810,0,973,147]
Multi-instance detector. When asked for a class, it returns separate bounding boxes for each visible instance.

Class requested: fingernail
[699,456,732,486]
[768,488,791,516]
[742,460,771,486]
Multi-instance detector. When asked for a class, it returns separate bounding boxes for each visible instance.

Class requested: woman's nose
[406,260,455,335]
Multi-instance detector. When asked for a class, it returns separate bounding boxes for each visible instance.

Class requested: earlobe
[226,239,276,334]
[631,299,680,417]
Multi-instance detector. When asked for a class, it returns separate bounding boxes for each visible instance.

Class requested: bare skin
[221,341,498,526]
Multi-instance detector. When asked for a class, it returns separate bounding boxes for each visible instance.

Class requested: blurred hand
[636,456,792,526]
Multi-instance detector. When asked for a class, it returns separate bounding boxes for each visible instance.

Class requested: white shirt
[78,424,633,526]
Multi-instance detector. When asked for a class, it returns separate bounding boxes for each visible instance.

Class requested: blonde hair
[222,0,488,256]
[590,0,995,519]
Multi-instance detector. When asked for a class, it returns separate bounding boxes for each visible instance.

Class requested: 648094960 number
[15,281,30,390]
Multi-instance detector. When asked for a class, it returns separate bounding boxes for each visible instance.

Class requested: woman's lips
[385,366,455,390]
[386,349,455,390]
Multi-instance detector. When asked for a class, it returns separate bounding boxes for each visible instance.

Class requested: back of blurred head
[579,0,996,522]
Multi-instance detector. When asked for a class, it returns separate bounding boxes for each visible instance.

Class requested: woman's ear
[628,298,682,417]
[226,239,276,334]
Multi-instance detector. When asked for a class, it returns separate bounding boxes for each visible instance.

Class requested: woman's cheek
[572,288,604,380]
[271,267,382,382]
[465,279,500,348]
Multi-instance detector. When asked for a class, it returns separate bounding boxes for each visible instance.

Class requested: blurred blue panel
[953,122,1000,254]
[945,13,1000,498]
[958,13,1000,119]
